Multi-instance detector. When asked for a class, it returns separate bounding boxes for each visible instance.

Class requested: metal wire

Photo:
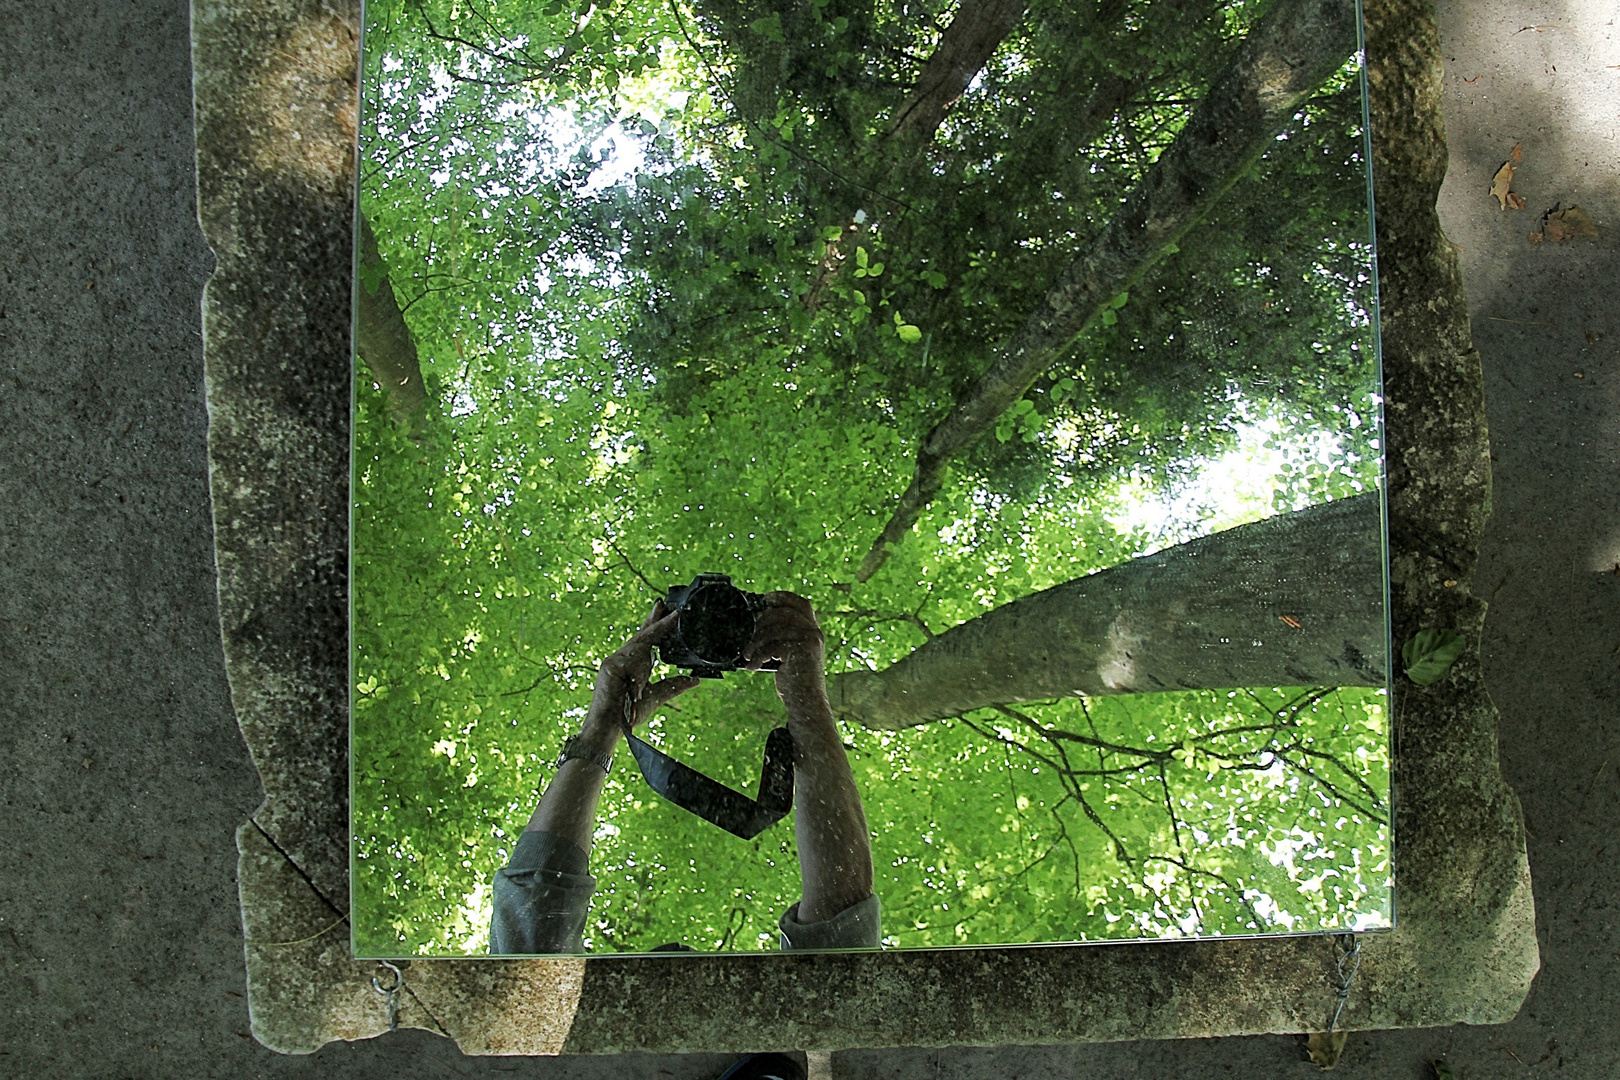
[1329,933,1363,1033]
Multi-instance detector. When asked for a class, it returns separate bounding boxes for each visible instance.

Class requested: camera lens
[679,582,755,665]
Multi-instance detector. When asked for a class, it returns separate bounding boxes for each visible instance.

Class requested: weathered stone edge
[194,0,1537,1056]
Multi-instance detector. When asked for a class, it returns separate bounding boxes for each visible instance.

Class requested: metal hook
[371,960,403,1032]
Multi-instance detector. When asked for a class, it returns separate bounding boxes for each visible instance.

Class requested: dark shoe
[716,1052,806,1080]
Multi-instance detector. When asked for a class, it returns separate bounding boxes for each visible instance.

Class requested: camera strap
[620,691,794,840]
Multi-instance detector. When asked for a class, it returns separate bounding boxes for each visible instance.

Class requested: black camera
[660,572,778,678]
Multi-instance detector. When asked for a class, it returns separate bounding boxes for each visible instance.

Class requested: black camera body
[660,572,778,678]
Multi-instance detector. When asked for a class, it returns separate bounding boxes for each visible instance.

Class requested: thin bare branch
[1142,855,1264,929]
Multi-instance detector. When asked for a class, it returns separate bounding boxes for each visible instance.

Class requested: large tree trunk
[356,212,429,434]
[854,0,1359,583]
[885,0,1030,144]
[829,493,1386,730]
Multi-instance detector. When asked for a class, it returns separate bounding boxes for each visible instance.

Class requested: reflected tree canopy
[351,0,1390,956]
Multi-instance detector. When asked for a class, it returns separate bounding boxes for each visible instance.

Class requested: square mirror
[350,0,1392,958]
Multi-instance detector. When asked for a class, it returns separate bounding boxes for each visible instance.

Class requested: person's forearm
[520,604,691,857]
[524,718,620,853]
[780,675,875,923]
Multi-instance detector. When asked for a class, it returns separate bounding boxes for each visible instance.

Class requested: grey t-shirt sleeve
[778,893,882,951]
[489,830,596,955]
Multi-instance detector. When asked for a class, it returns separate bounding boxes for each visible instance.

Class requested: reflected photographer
[489,585,879,954]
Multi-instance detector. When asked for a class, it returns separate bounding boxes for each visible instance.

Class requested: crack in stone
[251,817,348,920]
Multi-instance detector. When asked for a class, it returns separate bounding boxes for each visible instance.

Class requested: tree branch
[827,606,936,642]
[1141,855,1264,929]
[356,212,431,436]
[854,0,1359,581]
[601,533,661,595]
[885,0,1030,144]
[830,493,1385,730]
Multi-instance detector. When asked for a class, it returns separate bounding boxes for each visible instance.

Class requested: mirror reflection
[351,0,1392,956]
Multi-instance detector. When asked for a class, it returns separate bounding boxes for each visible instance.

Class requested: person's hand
[743,591,827,703]
[585,601,701,738]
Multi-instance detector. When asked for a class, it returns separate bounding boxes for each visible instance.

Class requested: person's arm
[523,603,699,852]
[521,714,618,853]
[745,592,875,924]
[491,603,697,954]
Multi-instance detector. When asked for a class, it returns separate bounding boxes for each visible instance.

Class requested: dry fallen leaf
[1511,141,1524,164]
[1306,1031,1349,1070]
[1543,204,1599,242]
[1529,231,1543,244]
[1506,192,1526,210]
[1490,160,1516,210]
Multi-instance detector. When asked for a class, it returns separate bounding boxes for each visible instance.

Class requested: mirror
[351,0,1391,957]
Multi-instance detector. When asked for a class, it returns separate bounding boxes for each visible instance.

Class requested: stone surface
[193,0,358,917]
[189,0,1541,1055]
[192,0,588,1054]
[13,0,1614,1073]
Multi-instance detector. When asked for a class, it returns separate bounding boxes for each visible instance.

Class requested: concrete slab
[1,0,1613,1074]
[189,0,1536,1057]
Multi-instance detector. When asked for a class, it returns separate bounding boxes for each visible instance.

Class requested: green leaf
[922,270,947,289]
[359,258,390,295]
[1402,629,1467,685]
[749,15,785,43]
[897,324,923,343]
[1110,291,1130,309]
[1100,308,1118,327]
